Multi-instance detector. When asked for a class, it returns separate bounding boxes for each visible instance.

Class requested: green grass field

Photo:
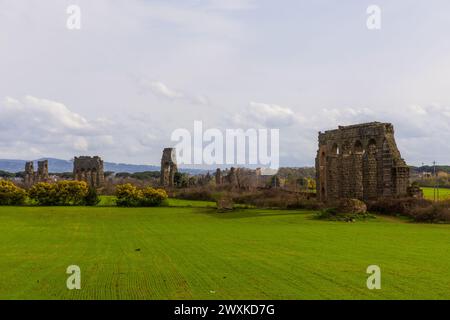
[0,202,449,300]
[421,187,450,201]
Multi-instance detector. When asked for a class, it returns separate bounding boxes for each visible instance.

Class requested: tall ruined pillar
[326,154,339,200]
[317,146,327,201]
[37,160,49,182]
[353,154,364,199]
[24,162,35,187]
[340,146,352,198]
[363,142,378,200]
[160,148,178,187]
[381,140,393,197]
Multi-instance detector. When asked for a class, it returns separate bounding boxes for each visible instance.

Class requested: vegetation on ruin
[0,204,449,299]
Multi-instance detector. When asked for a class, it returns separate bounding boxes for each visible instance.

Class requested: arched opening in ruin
[354,140,364,154]
[320,151,326,164]
[367,139,377,154]
[331,143,339,155]
[342,142,351,155]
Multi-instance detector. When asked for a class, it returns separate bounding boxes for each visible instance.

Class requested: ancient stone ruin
[160,148,178,187]
[73,156,105,188]
[316,122,410,202]
[215,167,263,190]
[24,160,49,186]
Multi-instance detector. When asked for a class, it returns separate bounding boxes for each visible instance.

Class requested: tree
[84,186,100,206]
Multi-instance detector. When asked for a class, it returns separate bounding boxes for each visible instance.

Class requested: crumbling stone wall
[160,148,178,187]
[73,156,105,188]
[215,167,262,190]
[316,122,410,202]
[24,160,49,186]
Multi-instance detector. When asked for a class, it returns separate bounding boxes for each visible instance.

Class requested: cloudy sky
[1,0,449,167]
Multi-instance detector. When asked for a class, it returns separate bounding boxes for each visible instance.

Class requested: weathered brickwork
[160,148,178,187]
[73,156,105,188]
[316,122,410,202]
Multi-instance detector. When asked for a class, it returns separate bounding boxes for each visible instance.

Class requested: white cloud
[207,0,256,11]
[73,137,89,151]
[0,96,110,159]
[147,81,184,100]
[232,101,299,127]
[140,79,210,106]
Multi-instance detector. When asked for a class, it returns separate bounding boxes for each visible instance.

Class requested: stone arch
[341,141,351,155]
[367,139,377,153]
[331,143,339,155]
[354,140,364,154]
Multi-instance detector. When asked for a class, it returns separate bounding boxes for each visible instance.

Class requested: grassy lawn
[421,187,450,201]
[0,204,449,300]
[98,196,217,207]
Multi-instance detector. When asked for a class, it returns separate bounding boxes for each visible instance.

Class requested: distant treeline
[0,170,160,180]
[2,166,448,181]
[410,166,450,174]
[115,171,160,180]
[0,171,76,179]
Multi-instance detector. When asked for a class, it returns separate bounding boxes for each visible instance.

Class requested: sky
[1,0,450,167]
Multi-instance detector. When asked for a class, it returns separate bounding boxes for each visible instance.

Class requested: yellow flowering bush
[29,181,89,205]
[0,180,27,205]
[115,184,168,207]
[140,187,168,207]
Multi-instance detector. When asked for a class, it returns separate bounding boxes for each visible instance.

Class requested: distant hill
[0,158,207,175]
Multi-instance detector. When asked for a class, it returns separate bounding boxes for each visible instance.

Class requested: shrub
[29,181,89,205]
[409,202,450,223]
[115,184,168,207]
[175,187,216,202]
[367,197,450,223]
[0,180,27,205]
[56,181,89,205]
[28,183,58,205]
[315,208,375,222]
[140,187,168,207]
[367,198,430,216]
[115,183,141,207]
[232,189,321,210]
[84,186,100,206]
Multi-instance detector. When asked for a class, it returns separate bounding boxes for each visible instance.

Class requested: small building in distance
[73,156,105,188]
[316,122,410,202]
